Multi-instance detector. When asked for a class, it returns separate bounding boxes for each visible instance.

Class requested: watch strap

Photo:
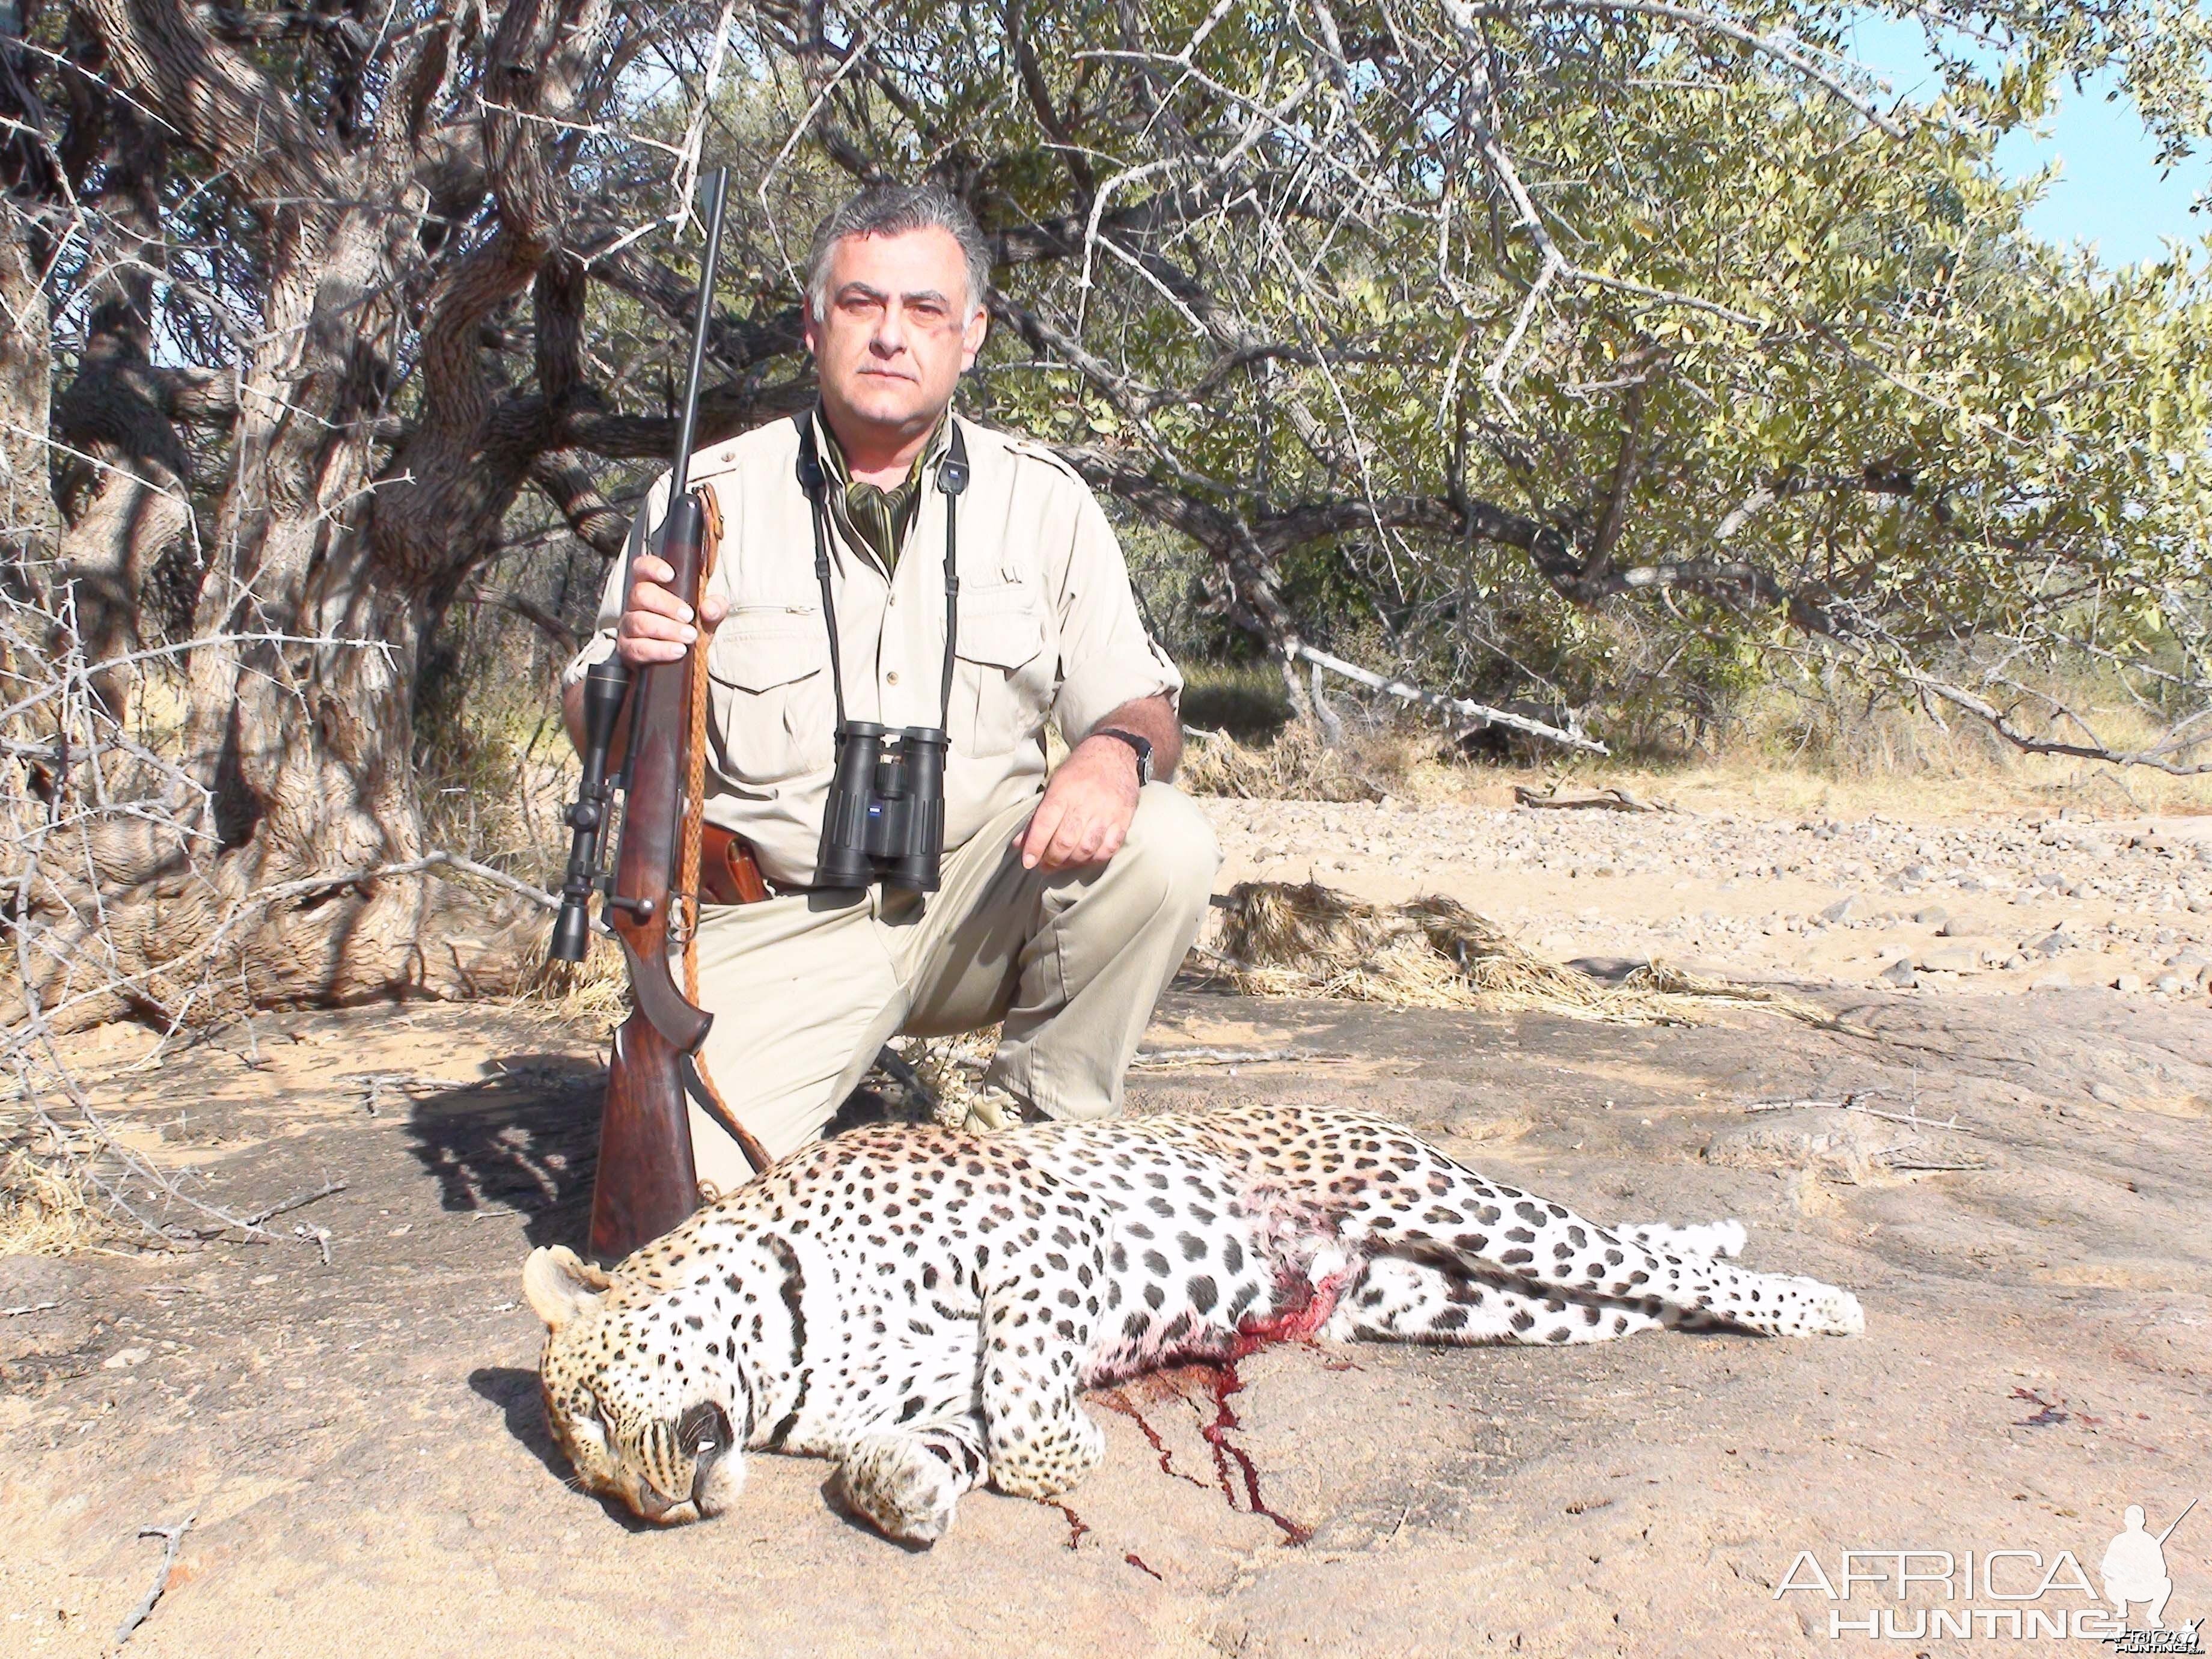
[1092,727,1152,784]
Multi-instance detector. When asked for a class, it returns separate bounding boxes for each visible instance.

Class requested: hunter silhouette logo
[2102,1499,2201,1654]
[1775,1493,2203,1645]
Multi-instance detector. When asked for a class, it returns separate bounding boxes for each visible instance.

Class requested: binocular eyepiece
[816,720,949,891]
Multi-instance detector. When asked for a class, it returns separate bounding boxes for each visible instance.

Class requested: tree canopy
[0,0,2207,1022]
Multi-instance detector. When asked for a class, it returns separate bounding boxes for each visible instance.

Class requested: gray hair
[804,184,993,324]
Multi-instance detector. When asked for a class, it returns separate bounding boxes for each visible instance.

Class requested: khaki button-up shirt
[563,410,1183,888]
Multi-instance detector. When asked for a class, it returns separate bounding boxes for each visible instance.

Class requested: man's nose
[870,307,909,355]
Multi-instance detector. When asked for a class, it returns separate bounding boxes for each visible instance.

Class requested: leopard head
[524,1245,747,1525]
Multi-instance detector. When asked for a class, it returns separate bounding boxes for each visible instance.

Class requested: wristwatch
[1093,727,1153,786]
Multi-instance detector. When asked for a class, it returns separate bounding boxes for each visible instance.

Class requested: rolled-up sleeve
[1048,487,1182,741]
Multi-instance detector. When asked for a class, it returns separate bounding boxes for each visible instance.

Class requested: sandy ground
[3,795,2210,1658]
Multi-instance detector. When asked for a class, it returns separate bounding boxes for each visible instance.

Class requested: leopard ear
[524,1245,613,1330]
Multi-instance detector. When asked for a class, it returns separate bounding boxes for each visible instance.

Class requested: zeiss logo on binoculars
[1775,1499,2202,1647]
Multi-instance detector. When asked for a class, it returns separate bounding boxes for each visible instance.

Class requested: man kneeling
[560,183,1218,1193]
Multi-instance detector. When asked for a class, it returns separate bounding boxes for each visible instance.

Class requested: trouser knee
[1116,784,1221,922]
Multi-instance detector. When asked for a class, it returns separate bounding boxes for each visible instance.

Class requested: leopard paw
[836,1434,964,1545]
[989,1408,1105,1502]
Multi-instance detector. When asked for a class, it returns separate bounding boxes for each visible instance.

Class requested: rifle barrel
[2157,1495,2198,1545]
[667,167,730,504]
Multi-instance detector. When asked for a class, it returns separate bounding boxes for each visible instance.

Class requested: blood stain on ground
[1124,1553,1164,1581]
[1098,1388,1209,1489]
[1188,1357,1312,1546]
[1050,1500,1090,1550]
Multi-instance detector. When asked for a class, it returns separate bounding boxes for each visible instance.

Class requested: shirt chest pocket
[705,608,834,786]
[952,582,1051,758]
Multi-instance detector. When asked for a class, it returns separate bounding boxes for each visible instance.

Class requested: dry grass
[0,1148,118,1257]
[1179,699,2212,822]
[1179,722,1438,804]
[1209,880,1836,1026]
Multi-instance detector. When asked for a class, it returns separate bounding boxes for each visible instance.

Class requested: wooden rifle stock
[588,483,711,1263]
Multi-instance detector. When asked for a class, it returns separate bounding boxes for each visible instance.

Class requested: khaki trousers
[686,783,1220,1190]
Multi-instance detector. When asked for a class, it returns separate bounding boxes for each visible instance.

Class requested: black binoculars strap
[796,413,968,736]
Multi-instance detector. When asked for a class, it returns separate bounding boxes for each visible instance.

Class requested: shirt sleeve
[1048,483,1184,741]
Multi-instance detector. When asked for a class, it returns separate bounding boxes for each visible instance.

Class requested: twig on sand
[1743,1093,1985,1138]
[1881,1156,1988,1173]
[1512,782,1676,814]
[240,1178,347,1229]
[1130,1046,1355,1068]
[347,1074,474,1115]
[114,1514,193,1646]
[2,1300,58,1316]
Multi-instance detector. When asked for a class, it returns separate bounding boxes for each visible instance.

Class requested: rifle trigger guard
[613,933,714,1054]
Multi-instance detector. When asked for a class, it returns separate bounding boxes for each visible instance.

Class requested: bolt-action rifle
[549,167,764,1262]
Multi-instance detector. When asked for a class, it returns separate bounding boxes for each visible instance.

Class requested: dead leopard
[525,1103,1862,1542]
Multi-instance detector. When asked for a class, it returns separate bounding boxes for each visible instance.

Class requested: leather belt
[699,823,771,905]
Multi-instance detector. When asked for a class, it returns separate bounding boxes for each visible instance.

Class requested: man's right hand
[616,552,727,666]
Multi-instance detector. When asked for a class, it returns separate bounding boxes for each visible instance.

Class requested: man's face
[803,227,988,441]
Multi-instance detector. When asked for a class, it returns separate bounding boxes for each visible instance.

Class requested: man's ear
[524,1245,613,1330]
[960,302,989,370]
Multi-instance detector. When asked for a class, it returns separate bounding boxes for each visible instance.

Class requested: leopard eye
[677,1401,727,1456]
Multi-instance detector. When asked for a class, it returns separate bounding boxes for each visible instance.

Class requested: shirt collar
[811,407,951,496]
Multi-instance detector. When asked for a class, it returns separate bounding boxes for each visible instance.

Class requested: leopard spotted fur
[525,1104,1862,1542]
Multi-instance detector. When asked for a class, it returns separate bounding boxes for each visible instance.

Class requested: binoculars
[816,720,949,891]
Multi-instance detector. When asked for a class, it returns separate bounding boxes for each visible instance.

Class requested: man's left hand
[1016,735,1141,870]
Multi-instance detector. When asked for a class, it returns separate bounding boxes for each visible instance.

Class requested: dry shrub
[1211,880,1836,1026]
[0,1149,116,1257]
[528,945,634,1025]
[1180,722,1425,802]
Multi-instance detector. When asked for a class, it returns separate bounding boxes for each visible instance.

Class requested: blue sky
[1845,14,2210,266]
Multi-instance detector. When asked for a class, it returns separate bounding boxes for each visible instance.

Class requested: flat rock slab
[2,985,2209,1658]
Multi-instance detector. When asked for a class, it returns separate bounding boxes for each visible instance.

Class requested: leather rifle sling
[677,480,772,1179]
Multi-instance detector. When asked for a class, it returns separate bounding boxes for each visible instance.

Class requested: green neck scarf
[816,412,949,573]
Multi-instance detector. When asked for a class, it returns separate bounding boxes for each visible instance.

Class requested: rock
[2026,930,2071,958]
[1703,1110,1889,1184]
[1914,906,1951,927]
[1878,959,1918,989]
[0,1257,85,1304]
[2030,972,2071,990]
[1936,917,1984,937]
[2003,954,2029,970]
[1820,896,1859,924]
[2113,973,2145,994]
[1916,946,1981,974]
[102,1347,149,1370]
[2089,1081,2128,1106]
[2154,974,2190,995]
